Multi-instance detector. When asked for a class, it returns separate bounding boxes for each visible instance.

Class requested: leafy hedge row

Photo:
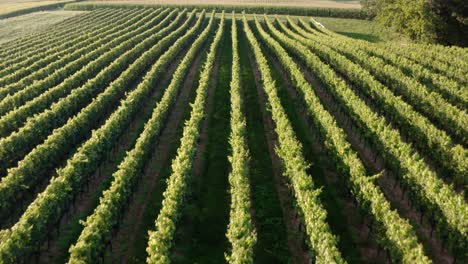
[287,19,467,187]
[0,8,156,100]
[146,11,222,264]
[0,8,181,170]
[243,13,344,264]
[0,9,200,264]
[0,8,108,54]
[383,42,468,86]
[299,19,467,110]
[0,10,190,221]
[270,17,467,258]
[395,44,468,83]
[296,23,468,144]
[67,10,208,264]
[0,8,116,65]
[0,9,173,137]
[65,2,368,19]
[259,15,430,264]
[0,8,143,85]
[225,12,256,264]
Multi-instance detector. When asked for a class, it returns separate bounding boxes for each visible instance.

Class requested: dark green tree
[363,0,437,43]
[362,0,467,46]
[431,0,468,46]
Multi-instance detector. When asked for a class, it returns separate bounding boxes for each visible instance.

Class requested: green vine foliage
[270,16,467,258]
[67,10,211,264]
[290,18,467,187]
[146,11,224,264]
[0,10,202,264]
[243,13,345,264]
[224,12,256,264]
[259,15,430,264]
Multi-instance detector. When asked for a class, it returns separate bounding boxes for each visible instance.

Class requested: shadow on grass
[336,31,382,43]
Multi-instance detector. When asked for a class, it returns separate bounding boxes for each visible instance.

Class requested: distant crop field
[0,7,466,264]
[90,0,362,8]
[0,0,71,15]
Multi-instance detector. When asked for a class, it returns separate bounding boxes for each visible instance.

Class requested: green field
[313,16,403,43]
[0,5,466,264]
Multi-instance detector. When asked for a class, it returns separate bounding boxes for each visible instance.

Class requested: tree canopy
[362,0,467,46]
